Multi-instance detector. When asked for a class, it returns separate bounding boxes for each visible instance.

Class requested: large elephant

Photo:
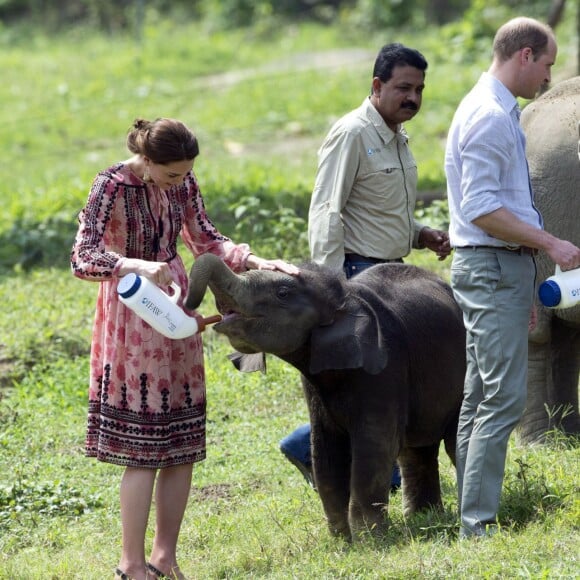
[520,76,580,444]
[186,253,465,541]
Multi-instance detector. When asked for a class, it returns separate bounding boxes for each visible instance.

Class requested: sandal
[115,569,133,580]
[146,563,170,579]
[147,562,187,580]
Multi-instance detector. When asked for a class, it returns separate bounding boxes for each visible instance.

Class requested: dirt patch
[191,482,234,501]
[190,479,264,501]
[198,48,375,90]
[207,47,446,202]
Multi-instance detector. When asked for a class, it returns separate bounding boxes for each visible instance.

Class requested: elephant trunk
[185,252,244,310]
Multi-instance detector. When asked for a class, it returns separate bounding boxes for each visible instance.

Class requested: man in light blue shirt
[445,16,580,539]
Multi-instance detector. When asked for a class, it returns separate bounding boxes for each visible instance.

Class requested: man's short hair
[372,43,428,83]
[493,17,553,62]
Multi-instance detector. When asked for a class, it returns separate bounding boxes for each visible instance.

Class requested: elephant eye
[276,285,290,300]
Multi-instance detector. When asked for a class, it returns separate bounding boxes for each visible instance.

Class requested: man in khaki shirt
[310,43,450,270]
[281,43,451,487]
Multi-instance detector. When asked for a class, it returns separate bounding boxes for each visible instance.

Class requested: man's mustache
[401,101,418,111]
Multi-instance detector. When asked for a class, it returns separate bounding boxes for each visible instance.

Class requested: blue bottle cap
[117,273,141,299]
[538,280,561,307]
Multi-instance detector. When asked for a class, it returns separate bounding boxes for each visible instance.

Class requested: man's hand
[544,239,580,272]
[419,227,452,261]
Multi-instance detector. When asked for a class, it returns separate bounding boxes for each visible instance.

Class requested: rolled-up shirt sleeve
[459,111,512,222]
[308,129,359,269]
[412,219,427,248]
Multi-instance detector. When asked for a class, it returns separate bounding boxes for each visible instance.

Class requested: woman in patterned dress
[71,118,299,580]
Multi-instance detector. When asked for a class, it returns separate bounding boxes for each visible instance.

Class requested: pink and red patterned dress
[71,163,250,468]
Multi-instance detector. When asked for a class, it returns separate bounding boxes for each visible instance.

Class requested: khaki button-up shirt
[309,97,424,270]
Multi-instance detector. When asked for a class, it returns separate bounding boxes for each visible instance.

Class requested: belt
[344,253,404,264]
[457,245,537,257]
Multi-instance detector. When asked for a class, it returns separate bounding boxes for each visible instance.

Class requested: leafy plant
[231,195,309,260]
[0,213,78,272]
[415,198,451,230]
[0,479,104,531]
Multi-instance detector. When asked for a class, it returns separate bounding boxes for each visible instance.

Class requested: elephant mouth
[213,310,240,330]
[213,296,241,322]
[211,293,263,334]
[212,307,264,353]
[219,311,241,323]
[214,307,260,329]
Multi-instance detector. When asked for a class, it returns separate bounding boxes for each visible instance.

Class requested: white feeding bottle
[117,273,222,339]
[538,266,580,309]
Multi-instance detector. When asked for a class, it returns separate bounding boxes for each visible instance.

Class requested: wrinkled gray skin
[186,253,465,541]
[520,76,580,444]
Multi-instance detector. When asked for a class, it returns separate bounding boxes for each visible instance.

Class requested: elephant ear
[227,351,267,373]
[309,295,387,375]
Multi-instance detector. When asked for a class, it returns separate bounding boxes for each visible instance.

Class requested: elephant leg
[548,319,580,436]
[311,423,352,541]
[443,415,458,468]
[520,340,552,444]
[398,444,442,516]
[347,432,395,540]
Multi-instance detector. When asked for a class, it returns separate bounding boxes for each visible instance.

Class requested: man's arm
[474,208,580,270]
[308,130,359,269]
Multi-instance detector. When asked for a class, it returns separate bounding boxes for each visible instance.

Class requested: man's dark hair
[372,43,428,83]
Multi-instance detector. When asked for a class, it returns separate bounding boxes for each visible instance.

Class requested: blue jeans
[280,255,402,488]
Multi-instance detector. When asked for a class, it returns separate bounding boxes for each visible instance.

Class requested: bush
[0,213,78,272]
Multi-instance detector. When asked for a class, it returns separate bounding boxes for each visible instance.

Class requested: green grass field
[0,12,579,579]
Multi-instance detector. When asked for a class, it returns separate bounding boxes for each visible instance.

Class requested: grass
[0,12,579,580]
[0,260,578,579]
[3,14,576,228]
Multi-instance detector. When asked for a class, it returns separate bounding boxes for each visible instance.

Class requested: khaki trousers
[451,247,535,537]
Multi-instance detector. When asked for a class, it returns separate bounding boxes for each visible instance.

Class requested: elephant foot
[401,480,443,516]
[402,497,443,518]
[350,518,389,542]
[519,424,580,446]
[516,424,548,446]
[328,521,352,543]
[327,511,390,543]
[517,408,580,445]
[556,411,580,439]
[517,407,552,444]
[348,500,389,542]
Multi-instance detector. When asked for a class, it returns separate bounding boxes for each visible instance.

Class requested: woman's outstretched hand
[245,255,300,275]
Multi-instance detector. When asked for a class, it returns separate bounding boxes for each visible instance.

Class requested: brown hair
[126,118,200,164]
[493,17,554,62]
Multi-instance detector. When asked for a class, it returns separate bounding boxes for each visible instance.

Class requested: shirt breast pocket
[362,154,400,177]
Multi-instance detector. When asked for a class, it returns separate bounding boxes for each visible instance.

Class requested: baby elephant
[186,253,465,541]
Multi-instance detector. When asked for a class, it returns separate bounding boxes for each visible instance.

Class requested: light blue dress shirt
[445,72,543,247]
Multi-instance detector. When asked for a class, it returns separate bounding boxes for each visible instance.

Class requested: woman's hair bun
[133,118,150,131]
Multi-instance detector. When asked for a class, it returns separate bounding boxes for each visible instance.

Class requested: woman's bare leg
[148,463,193,579]
[117,466,157,579]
